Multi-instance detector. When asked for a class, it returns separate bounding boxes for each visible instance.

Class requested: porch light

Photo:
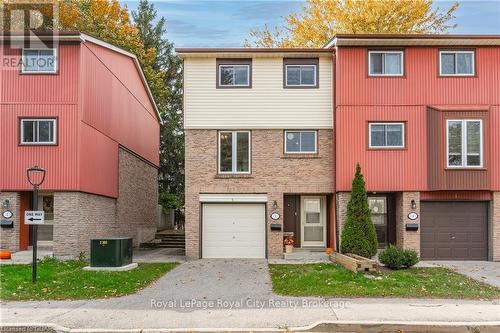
[411,199,417,210]
[272,200,278,209]
[27,165,46,188]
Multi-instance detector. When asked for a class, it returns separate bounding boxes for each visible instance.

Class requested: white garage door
[202,203,266,258]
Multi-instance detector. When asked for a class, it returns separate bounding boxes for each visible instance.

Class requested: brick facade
[335,192,350,249]
[185,129,334,259]
[53,148,158,258]
[0,192,20,251]
[491,192,500,261]
[395,192,420,254]
[1,148,158,258]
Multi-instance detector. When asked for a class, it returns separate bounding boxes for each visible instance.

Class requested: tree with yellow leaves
[245,0,459,48]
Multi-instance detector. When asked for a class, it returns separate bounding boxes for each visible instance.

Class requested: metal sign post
[26,166,46,283]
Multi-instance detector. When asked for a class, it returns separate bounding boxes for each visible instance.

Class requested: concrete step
[284,250,330,261]
[140,242,185,249]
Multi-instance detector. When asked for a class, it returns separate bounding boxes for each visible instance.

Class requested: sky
[121,0,500,48]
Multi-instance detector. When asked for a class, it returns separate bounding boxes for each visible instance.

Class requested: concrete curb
[2,321,500,333]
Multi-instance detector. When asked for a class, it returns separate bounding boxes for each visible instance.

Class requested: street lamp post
[26,165,46,283]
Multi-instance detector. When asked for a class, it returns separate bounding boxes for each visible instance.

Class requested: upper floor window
[284,58,319,88]
[369,122,405,148]
[21,48,57,73]
[20,118,57,145]
[447,119,482,168]
[368,51,404,76]
[285,131,317,153]
[218,131,250,174]
[217,59,251,88]
[439,51,475,76]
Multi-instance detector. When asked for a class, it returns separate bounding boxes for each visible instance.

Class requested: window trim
[439,50,475,76]
[216,59,252,88]
[21,48,58,74]
[368,50,404,77]
[368,122,405,149]
[285,64,317,87]
[284,130,318,154]
[19,118,58,145]
[446,119,483,168]
[217,130,251,174]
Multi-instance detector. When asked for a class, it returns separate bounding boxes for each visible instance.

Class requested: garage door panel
[421,202,487,260]
[202,204,266,259]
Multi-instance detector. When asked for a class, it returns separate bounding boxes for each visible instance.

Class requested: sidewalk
[1,297,499,330]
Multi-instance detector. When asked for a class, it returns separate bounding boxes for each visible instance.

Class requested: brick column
[267,193,283,258]
[395,192,420,255]
[184,191,200,259]
[335,192,351,250]
[491,192,500,262]
[0,192,20,252]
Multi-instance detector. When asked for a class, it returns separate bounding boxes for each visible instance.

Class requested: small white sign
[271,212,280,220]
[408,212,418,221]
[25,211,45,225]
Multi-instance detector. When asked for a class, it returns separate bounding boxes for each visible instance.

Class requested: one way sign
[25,211,45,225]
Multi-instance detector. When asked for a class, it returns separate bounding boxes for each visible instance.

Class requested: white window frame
[20,118,57,145]
[446,119,483,168]
[218,64,250,87]
[285,64,317,87]
[284,130,318,154]
[21,48,58,74]
[439,51,475,76]
[368,122,405,148]
[218,130,251,174]
[368,51,404,76]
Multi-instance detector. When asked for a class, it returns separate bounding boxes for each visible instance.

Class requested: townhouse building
[181,34,499,262]
[178,48,334,258]
[0,32,160,257]
[330,34,500,261]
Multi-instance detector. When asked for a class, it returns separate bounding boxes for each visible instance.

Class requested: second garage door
[420,202,488,260]
[202,203,266,258]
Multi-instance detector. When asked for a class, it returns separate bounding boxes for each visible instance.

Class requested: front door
[368,196,388,248]
[284,195,300,247]
[301,196,326,247]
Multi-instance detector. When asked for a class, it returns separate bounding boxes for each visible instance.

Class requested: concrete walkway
[417,261,500,288]
[1,259,499,330]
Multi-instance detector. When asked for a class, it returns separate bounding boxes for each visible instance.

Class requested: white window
[20,119,57,144]
[440,51,475,76]
[218,65,250,86]
[218,131,251,174]
[285,65,317,86]
[284,131,317,153]
[21,48,57,73]
[368,51,404,76]
[447,119,482,168]
[369,123,405,148]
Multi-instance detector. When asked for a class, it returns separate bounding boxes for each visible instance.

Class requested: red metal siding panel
[336,105,427,192]
[79,122,118,198]
[0,104,79,191]
[335,47,500,192]
[80,43,160,167]
[1,44,79,104]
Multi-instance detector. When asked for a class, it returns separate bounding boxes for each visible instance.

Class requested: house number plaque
[271,212,280,220]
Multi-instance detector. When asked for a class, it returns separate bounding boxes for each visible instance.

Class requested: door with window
[301,196,326,247]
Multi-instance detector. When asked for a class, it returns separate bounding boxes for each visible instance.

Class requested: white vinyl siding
[184,56,332,129]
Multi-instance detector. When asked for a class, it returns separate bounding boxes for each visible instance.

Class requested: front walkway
[1,259,499,330]
[417,261,500,288]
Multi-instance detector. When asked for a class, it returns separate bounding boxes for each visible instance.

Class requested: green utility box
[90,238,133,267]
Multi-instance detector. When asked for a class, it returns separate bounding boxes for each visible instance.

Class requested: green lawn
[269,263,500,299]
[0,258,177,301]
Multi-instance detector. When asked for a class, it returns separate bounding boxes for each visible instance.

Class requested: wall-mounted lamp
[411,199,417,210]
[272,200,278,209]
[2,200,10,209]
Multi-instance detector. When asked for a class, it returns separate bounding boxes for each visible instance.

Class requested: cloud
[232,1,303,20]
[166,19,229,39]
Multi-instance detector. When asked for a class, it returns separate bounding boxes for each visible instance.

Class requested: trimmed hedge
[379,245,419,269]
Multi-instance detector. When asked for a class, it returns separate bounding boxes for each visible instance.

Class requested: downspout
[332,47,339,252]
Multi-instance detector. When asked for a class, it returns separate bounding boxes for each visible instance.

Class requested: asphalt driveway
[417,261,500,288]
